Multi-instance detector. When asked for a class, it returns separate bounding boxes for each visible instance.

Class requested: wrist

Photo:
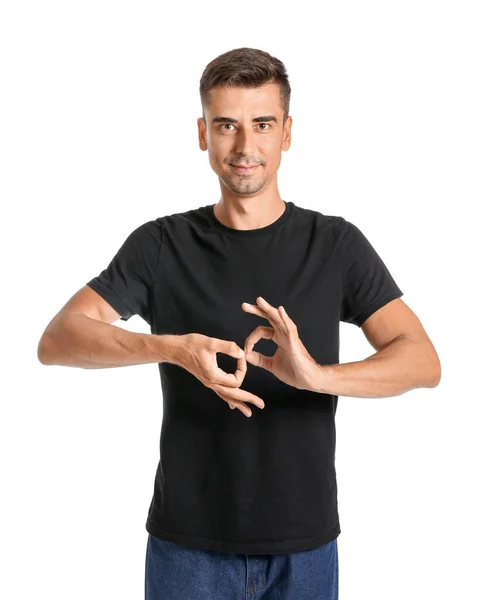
[156,334,188,366]
[305,363,331,393]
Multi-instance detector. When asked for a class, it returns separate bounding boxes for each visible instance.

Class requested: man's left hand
[241,296,319,391]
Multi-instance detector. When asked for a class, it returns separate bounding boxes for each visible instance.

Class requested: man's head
[198,47,292,196]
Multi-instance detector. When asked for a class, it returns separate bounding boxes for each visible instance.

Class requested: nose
[234,127,256,156]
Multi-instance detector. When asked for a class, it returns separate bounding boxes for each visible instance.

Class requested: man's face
[198,83,292,195]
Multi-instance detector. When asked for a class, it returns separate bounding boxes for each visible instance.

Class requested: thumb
[218,339,246,359]
[245,350,272,372]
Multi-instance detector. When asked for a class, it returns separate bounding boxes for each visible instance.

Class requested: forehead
[206,83,282,117]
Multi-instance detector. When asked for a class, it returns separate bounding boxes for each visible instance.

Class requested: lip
[230,164,259,173]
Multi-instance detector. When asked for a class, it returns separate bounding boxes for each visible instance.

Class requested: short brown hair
[199,47,291,125]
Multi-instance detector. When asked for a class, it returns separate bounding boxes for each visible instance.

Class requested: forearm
[308,335,441,398]
[38,313,184,369]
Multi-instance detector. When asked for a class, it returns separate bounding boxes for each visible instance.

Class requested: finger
[217,393,253,418]
[217,339,247,361]
[210,340,247,387]
[244,325,274,353]
[244,348,273,371]
[235,405,252,417]
[211,363,245,387]
[278,305,295,335]
[241,299,283,333]
[233,403,252,417]
[212,353,247,386]
[234,353,248,384]
[243,326,275,371]
[212,383,265,409]
[213,389,254,418]
[256,296,288,332]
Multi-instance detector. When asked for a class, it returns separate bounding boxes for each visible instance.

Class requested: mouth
[230,164,259,174]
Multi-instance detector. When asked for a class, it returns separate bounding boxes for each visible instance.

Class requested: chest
[152,233,343,365]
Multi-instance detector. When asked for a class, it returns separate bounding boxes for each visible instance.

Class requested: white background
[1,1,482,598]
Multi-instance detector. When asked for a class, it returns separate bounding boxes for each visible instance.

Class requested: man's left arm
[242,217,440,397]
[309,297,441,397]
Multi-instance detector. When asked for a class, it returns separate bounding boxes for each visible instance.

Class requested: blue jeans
[145,533,339,599]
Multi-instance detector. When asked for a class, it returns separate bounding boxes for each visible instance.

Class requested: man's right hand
[172,333,265,418]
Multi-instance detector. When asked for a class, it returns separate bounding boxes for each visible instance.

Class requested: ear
[282,115,292,151]
[197,117,208,151]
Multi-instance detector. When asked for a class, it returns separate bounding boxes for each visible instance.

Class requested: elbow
[428,355,442,388]
[417,339,441,388]
[432,365,442,388]
[37,333,55,365]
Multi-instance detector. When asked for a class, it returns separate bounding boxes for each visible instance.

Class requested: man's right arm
[38,285,265,416]
[37,285,183,369]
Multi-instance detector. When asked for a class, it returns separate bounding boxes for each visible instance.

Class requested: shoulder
[294,204,343,225]
[160,204,214,236]
[123,217,164,250]
[293,204,349,244]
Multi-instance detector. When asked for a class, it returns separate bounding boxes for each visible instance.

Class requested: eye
[219,123,235,131]
[258,123,271,130]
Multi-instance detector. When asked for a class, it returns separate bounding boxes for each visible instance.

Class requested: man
[37,47,441,600]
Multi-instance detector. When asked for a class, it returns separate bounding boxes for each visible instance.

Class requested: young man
[38,47,441,600]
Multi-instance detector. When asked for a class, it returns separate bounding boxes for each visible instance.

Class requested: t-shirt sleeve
[339,217,403,327]
[86,219,162,324]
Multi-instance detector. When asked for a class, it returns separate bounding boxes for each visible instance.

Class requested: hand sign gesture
[242,296,319,391]
[173,332,265,418]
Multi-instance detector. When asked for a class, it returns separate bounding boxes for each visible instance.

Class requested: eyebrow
[211,115,278,124]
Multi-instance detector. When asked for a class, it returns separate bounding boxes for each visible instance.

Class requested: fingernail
[238,349,245,357]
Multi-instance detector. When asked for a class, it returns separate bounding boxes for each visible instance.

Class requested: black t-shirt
[86,201,403,555]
